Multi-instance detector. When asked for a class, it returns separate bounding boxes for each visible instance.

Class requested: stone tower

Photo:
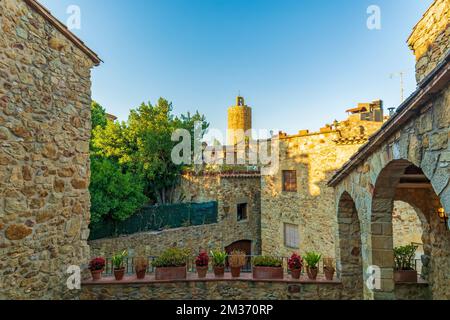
[227,96,252,146]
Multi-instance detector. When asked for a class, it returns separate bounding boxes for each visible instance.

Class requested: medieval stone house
[0,0,100,299]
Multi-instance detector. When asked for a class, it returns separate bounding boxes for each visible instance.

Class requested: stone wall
[0,0,97,299]
[261,116,383,259]
[90,174,262,257]
[408,0,450,82]
[81,277,428,300]
[393,201,426,256]
[332,81,450,299]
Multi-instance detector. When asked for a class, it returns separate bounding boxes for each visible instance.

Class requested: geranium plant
[195,251,209,267]
[89,257,106,271]
[288,253,303,270]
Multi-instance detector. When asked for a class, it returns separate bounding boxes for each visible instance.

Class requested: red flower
[288,253,303,270]
[195,252,209,267]
[89,257,106,271]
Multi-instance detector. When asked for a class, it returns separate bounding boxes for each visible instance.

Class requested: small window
[237,203,248,221]
[284,223,299,248]
[282,170,297,192]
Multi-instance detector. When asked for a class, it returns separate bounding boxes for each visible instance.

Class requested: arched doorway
[371,160,449,299]
[337,192,364,299]
[225,240,252,255]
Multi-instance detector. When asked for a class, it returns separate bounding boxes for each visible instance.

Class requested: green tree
[91,98,209,204]
[91,101,107,130]
[89,157,147,223]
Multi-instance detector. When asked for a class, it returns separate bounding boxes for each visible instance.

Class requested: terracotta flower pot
[135,269,146,280]
[306,266,318,280]
[324,267,335,281]
[196,266,208,278]
[213,266,225,277]
[230,266,241,278]
[394,270,418,283]
[90,269,103,281]
[253,266,284,280]
[290,268,301,280]
[114,267,125,281]
[155,266,187,280]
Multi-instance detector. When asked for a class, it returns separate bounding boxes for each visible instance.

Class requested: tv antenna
[390,71,405,103]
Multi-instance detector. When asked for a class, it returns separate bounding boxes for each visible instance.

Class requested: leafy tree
[91,98,209,204]
[89,157,147,223]
[91,101,107,130]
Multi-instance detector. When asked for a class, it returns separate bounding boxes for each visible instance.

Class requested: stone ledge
[82,273,342,286]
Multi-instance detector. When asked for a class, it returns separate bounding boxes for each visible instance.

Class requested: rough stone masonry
[0,0,100,299]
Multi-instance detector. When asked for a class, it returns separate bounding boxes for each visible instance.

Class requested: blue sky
[41,0,432,136]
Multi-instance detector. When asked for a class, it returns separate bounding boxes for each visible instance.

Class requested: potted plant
[288,253,303,280]
[195,250,209,278]
[134,256,148,280]
[323,257,335,281]
[152,247,190,280]
[394,244,418,283]
[88,257,106,281]
[228,250,246,278]
[112,250,128,281]
[252,256,283,279]
[304,251,321,280]
[210,250,227,277]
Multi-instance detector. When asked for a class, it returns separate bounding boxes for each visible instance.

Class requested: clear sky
[41,0,432,136]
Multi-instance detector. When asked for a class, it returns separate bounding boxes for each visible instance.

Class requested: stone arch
[370,159,449,299]
[337,191,364,299]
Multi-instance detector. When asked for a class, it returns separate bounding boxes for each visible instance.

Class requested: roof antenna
[390,71,405,103]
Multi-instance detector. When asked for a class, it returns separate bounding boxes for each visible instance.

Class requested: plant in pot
[134,256,148,280]
[210,250,227,277]
[394,244,418,283]
[152,247,190,280]
[288,253,303,280]
[112,250,128,281]
[88,257,106,281]
[304,251,321,280]
[252,256,283,280]
[195,250,209,278]
[323,257,335,281]
[228,250,246,278]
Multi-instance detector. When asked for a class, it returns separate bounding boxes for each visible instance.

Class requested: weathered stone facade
[261,113,384,259]
[90,173,262,257]
[330,0,450,299]
[0,0,99,299]
[408,0,449,83]
[81,275,428,300]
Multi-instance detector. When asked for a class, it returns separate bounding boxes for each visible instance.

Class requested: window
[237,203,248,221]
[284,223,299,248]
[282,170,297,192]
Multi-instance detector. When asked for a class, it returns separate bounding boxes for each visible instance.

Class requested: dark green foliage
[253,256,283,267]
[89,157,147,224]
[152,248,191,268]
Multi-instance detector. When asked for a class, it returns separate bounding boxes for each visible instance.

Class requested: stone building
[260,101,385,259]
[329,0,450,300]
[227,96,252,146]
[0,0,100,299]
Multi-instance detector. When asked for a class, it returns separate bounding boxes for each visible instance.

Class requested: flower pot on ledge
[324,267,335,281]
[306,266,318,280]
[155,266,187,280]
[230,266,242,278]
[213,266,225,277]
[290,269,301,280]
[114,267,125,281]
[394,270,418,283]
[90,269,103,281]
[253,266,284,280]
[196,266,208,278]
